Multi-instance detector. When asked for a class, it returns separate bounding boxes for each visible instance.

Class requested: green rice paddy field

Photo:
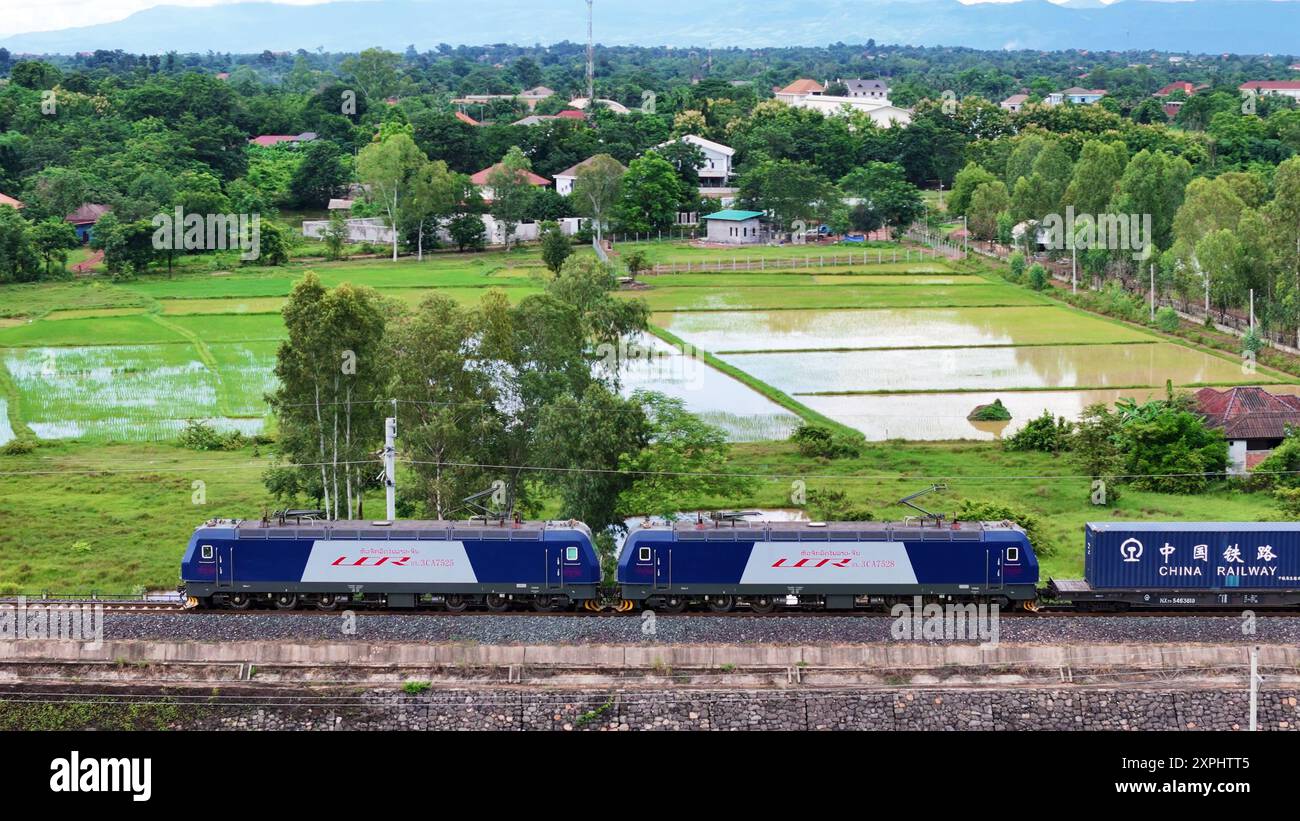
[0,241,1290,589]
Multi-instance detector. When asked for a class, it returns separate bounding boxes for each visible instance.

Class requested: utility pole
[1250,288,1255,331]
[1249,645,1260,732]
[962,215,968,259]
[1149,263,1155,322]
[383,404,397,521]
[1071,243,1077,294]
[585,0,595,106]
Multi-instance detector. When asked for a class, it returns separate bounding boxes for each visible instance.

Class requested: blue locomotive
[180,517,602,611]
[617,518,1038,612]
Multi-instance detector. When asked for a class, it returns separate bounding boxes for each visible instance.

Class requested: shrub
[1004,410,1073,453]
[401,680,432,695]
[789,423,865,459]
[954,500,1054,557]
[1007,252,1025,283]
[1027,263,1048,290]
[1275,487,1300,520]
[178,419,246,452]
[1,438,36,456]
[967,398,1011,421]
[805,488,874,521]
[1155,306,1180,333]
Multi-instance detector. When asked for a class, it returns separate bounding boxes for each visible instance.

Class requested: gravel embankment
[99,613,1300,644]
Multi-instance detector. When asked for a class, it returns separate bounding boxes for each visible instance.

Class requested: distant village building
[567,97,631,114]
[657,134,735,191]
[1153,81,1206,98]
[327,198,354,211]
[772,77,910,126]
[454,111,482,126]
[511,110,586,126]
[552,156,626,197]
[1239,80,1300,101]
[0,192,23,210]
[248,132,317,148]
[65,203,111,242]
[468,163,550,203]
[1194,386,1300,474]
[1000,93,1029,112]
[453,85,556,111]
[1045,87,1107,106]
[702,209,765,244]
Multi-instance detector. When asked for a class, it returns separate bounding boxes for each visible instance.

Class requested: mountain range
[2,0,1299,56]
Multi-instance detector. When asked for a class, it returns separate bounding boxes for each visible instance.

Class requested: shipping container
[1085,522,1300,591]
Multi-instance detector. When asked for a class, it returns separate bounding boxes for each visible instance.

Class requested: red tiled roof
[1154,81,1205,97]
[469,164,550,187]
[454,111,482,126]
[778,78,825,95]
[248,132,317,147]
[0,192,22,209]
[555,109,587,119]
[1195,386,1300,440]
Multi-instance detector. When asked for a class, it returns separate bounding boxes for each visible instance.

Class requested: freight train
[179,515,1300,612]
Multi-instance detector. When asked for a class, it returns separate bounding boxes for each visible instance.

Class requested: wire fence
[648,246,953,274]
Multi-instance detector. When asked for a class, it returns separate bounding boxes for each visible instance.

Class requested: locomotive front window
[200,544,214,561]
[1006,547,1019,563]
[565,546,579,562]
[638,547,651,562]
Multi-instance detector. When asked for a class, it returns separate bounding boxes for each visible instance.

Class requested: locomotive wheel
[533,595,566,612]
[315,594,340,611]
[658,596,687,614]
[485,593,511,612]
[226,593,253,610]
[444,595,469,612]
[273,593,299,610]
[706,595,735,613]
[748,597,776,614]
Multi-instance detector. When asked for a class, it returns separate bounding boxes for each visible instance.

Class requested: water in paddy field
[612,332,801,442]
[653,307,1150,352]
[723,343,1270,395]
[0,399,12,446]
[3,345,272,444]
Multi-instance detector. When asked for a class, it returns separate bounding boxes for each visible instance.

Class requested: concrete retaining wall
[4,687,1296,731]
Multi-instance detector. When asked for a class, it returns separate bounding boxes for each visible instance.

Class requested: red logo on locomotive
[770,558,852,568]
[330,556,411,567]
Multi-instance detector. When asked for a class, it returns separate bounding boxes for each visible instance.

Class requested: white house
[702,209,765,244]
[771,77,910,126]
[658,134,736,190]
[553,156,627,197]
[1000,94,1029,112]
[1239,80,1300,101]
[1045,87,1107,106]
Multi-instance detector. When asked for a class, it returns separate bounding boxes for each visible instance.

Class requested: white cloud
[0,0,343,38]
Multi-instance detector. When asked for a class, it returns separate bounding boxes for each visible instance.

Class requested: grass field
[0,438,1281,589]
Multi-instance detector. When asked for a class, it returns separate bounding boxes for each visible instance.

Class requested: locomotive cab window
[565,546,579,562]
[1005,547,1019,563]
[638,547,652,562]
[200,544,214,561]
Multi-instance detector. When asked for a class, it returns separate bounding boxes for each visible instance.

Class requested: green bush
[1155,306,1180,333]
[789,423,865,459]
[1027,263,1048,290]
[805,488,874,521]
[954,500,1054,557]
[1006,252,1025,283]
[1004,410,1073,453]
[178,419,246,452]
[1,438,36,456]
[967,398,1011,421]
[401,680,432,695]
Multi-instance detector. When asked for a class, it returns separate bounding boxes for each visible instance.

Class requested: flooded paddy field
[724,342,1272,395]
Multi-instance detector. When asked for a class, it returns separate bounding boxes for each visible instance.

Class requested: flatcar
[616,517,1038,612]
[180,517,602,611]
[1049,521,1300,610]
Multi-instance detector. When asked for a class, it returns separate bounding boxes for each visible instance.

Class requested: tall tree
[356,132,427,261]
[571,154,625,243]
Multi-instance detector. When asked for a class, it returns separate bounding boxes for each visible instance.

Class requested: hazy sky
[0,0,1145,39]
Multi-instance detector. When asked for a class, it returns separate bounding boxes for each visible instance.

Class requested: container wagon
[1049,522,1300,610]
